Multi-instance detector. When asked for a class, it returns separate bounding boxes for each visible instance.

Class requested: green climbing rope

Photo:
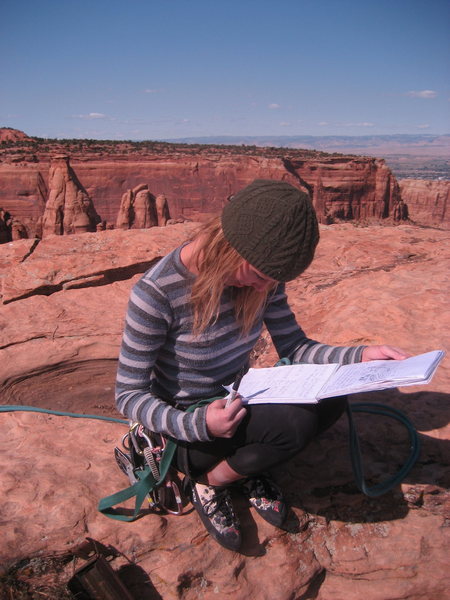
[0,405,127,424]
[348,402,420,497]
[0,395,421,499]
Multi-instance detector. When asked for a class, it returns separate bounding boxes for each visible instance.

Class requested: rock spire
[41,155,101,237]
[116,184,170,229]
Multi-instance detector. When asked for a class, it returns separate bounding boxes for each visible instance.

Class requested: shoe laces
[203,488,235,526]
[248,477,275,499]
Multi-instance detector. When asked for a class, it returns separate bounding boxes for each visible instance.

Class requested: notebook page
[225,363,339,404]
[318,350,444,398]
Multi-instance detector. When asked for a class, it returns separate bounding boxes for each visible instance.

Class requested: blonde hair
[189,217,276,336]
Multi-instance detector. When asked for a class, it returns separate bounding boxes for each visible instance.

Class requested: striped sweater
[115,245,365,442]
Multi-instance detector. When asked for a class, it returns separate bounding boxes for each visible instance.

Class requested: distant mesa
[164,133,450,157]
[0,127,32,143]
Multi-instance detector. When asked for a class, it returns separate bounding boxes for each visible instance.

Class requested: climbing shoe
[240,475,287,528]
[186,479,241,551]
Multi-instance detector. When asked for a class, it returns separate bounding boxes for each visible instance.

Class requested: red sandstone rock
[0,127,31,143]
[0,209,27,242]
[156,193,170,225]
[0,237,37,298]
[0,150,420,236]
[0,166,47,238]
[0,223,449,599]
[0,222,198,304]
[288,156,401,223]
[41,155,101,237]
[115,183,159,230]
[400,178,450,228]
[10,217,28,240]
[116,188,133,230]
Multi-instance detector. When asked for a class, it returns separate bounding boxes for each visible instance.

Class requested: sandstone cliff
[0,142,413,239]
[73,153,403,226]
[0,223,449,599]
[399,178,450,228]
[285,156,400,222]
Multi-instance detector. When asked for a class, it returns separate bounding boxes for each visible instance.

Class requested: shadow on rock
[278,389,450,525]
[68,537,163,600]
[117,562,163,600]
[230,492,268,557]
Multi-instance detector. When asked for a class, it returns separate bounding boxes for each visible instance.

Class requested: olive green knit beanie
[221,179,319,282]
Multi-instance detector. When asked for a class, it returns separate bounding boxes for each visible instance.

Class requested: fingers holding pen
[206,395,247,438]
[226,394,246,418]
[228,397,247,431]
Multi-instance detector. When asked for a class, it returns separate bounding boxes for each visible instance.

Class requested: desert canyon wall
[4,134,448,244]
[399,178,450,228]
[1,153,402,232]
[1,129,448,237]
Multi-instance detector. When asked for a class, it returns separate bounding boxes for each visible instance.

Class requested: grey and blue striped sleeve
[115,277,212,443]
[264,285,365,365]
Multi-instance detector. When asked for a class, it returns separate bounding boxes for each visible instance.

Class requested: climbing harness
[97,397,220,522]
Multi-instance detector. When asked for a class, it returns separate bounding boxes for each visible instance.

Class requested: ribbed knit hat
[221,179,319,282]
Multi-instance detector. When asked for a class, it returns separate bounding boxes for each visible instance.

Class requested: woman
[116,179,407,551]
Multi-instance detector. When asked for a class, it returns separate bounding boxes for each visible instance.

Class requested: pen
[226,365,247,408]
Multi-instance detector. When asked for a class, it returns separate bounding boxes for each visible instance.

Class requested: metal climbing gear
[98,396,222,522]
[115,423,184,515]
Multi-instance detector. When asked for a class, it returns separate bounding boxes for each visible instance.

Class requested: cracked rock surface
[0,222,449,599]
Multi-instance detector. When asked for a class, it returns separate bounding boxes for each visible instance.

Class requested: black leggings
[174,396,347,478]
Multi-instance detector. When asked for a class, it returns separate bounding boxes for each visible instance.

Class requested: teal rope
[0,405,128,424]
[1,392,421,498]
[274,357,420,497]
[348,402,420,497]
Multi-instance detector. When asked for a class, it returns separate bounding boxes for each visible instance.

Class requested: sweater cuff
[194,405,214,442]
[354,345,367,363]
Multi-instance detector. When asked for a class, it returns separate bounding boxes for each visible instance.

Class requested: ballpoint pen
[225,365,247,408]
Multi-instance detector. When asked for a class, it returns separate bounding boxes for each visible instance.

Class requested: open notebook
[225,350,445,405]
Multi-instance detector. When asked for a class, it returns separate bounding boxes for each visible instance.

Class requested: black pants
[174,396,347,478]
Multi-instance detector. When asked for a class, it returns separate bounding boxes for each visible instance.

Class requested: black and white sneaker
[240,475,287,528]
[186,479,241,551]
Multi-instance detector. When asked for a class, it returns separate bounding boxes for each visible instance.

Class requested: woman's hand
[361,345,411,362]
[206,396,247,438]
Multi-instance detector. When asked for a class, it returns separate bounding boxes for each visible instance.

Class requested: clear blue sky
[1,0,449,140]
